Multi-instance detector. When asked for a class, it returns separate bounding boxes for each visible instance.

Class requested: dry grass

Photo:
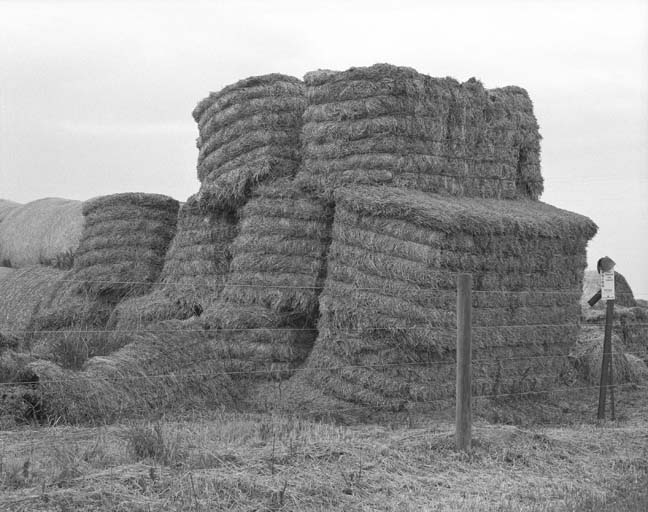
[1,386,647,511]
[0,198,83,269]
[0,199,21,224]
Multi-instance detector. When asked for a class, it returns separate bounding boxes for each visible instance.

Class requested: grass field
[1,385,647,511]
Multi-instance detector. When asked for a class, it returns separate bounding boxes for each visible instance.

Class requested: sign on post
[601,271,615,301]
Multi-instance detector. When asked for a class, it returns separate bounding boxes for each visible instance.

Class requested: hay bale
[21,319,238,422]
[571,325,645,384]
[107,195,238,334]
[202,179,333,375]
[0,199,21,224]
[194,74,306,210]
[0,266,15,280]
[0,198,83,268]
[71,193,179,300]
[297,63,543,201]
[302,185,597,408]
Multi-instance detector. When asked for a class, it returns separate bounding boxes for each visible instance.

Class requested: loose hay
[21,319,238,423]
[0,198,83,268]
[194,74,306,210]
[107,195,238,336]
[297,64,543,201]
[302,185,597,408]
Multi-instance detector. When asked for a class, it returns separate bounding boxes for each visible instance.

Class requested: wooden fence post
[597,298,615,420]
[456,273,472,452]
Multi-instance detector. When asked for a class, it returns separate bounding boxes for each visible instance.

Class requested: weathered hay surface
[0,266,15,280]
[202,179,333,375]
[0,198,83,268]
[572,325,648,384]
[297,63,543,201]
[0,266,67,337]
[107,195,238,335]
[21,319,238,423]
[194,74,306,210]
[581,269,636,311]
[71,193,179,300]
[302,186,596,408]
[0,199,21,224]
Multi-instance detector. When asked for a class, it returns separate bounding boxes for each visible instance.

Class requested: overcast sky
[1,0,646,297]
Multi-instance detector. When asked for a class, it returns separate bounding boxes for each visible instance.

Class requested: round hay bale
[194,74,306,211]
[0,199,21,224]
[71,193,179,300]
[0,198,83,268]
[572,325,641,385]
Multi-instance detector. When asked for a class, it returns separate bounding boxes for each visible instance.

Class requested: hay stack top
[336,186,598,239]
[0,199,21,224]
[83,192,179,216]
[299,62,543,201]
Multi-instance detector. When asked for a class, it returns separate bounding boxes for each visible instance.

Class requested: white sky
[1,0,646,297]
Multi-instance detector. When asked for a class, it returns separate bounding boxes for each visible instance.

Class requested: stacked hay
[19,319,238,422]
[0,199,21,224]
[28,193,179,364]
[297,64,543,201]
[0,198,83,268]
[302,186,597,408]
[202,179,333,376]
[70,193,179,300]
[107,195,238,333]
[192,74,306,211]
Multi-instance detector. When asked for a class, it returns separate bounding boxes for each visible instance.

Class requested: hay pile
[302,186,597,408]
[19,319,238,422]
[107,195,238,333]
[297,64,543,201]
[193,74,306,211]
[71,193,179,300]
[202,179,333,376]
[0,198,83,268]
[0,199,21,224]
[0,266,67,338]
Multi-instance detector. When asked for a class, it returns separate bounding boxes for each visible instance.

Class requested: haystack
[193,74,306,210]
[71,193,179,300]
[0,199,20,224]
[19,319,238,423]
[202,179,333,375]
[297,64,543,201]
[107,195,238,334]
[302,185,597,408]
[0,198,83,268]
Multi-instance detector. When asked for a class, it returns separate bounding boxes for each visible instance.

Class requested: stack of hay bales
[192,74,306,211]
[0,199,21,225]
[106,195,238,334]
[0,198,83,268]
[202,179,333,376]
[297,64,543,201]
[301,186,597,408]
[29,193,179,362]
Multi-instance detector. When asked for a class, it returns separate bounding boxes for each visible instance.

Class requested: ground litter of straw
[1,386,647,511]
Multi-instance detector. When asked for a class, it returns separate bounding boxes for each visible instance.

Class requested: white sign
[601,271,615,301]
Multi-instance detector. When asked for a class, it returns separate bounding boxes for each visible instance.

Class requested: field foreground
[1,387,647,511]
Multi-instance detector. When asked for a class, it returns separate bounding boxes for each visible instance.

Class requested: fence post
[456,273,472,452]
[597,298,615,419]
